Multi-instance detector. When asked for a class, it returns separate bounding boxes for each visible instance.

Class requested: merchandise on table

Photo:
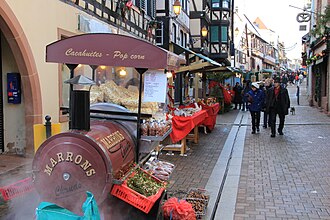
[126,168,165,197]
[141,120,172,136]
[185,188,210,218]
[143,159,175,182]
[111,167,166,214]
[173,107,201,117]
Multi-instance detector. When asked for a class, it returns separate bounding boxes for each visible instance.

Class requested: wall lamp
[234,27,239,37]
[201,26,208,37]
[173,0,182,16]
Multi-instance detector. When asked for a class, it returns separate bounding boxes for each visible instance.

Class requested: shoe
[256,127,260,132]
[252,130,256,134]
[271,134,275,138]
[278,129,283,135]
[263,125,267,129]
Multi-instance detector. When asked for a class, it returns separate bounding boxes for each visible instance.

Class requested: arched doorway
[0,2,42,155]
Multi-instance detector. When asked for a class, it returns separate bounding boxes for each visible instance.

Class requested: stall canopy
[261,68,275,74]
[170,43,225,73]
[46,33,184,71]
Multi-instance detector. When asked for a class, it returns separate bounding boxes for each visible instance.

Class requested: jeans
[269,110,285,135]
[263,111,270,127]
[250,111,261,131]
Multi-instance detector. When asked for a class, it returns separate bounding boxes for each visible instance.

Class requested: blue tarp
[36,191,100,220]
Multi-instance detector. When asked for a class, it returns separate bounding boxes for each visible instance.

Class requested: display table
[165,110,207,155]
[200,103,220,131]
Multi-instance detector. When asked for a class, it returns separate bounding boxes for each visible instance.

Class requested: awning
[261,68,274,73]
[46,33,184,71]
[171,43,223,73]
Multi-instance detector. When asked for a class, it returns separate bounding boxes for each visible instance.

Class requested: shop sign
[46,34,180,70]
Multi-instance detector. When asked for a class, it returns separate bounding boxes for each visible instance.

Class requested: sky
[235,0,310,60]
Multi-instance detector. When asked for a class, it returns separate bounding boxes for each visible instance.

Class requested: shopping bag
[36,191,100,220]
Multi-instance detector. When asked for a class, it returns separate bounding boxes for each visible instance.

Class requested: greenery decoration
[311,6,330,37]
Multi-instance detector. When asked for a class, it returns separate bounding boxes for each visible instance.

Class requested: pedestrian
[262,78,273,128]
[247,82,265,134]
[233,82,243,110]
[265,77,290,137]
[241,80,251,111]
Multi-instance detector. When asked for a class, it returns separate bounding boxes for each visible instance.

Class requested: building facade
[0,0,168,155]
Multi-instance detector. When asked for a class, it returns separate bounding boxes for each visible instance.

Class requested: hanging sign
[143,70,167,103]
[296,13,311,22]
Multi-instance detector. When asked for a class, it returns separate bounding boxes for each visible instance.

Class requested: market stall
[33,33,185,219]
[166,109,207,155]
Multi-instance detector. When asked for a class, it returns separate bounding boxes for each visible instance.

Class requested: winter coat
[233,85,243,104]
[247,89,265,112]
[265,85,290,115]
[242,83,251,102]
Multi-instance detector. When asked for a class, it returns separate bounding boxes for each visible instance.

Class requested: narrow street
[1,81,330,219]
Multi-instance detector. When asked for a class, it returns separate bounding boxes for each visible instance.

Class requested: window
[221,26,228,43]
[172,23,177,43]
[222,0,229,8]
[211,0,220,8]
[184,33,187,47]
[136,0,156,17]
[180,30,184,46]
[210,26,219,42]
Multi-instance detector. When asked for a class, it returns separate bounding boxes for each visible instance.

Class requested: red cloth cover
[200,103,220,131]
[170,110,207,143]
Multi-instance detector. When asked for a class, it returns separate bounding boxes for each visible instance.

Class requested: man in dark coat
[233,82,243,110]
[265,77,290,137]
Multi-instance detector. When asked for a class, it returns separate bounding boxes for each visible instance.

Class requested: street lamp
[201,26,208,37]
[173,0,182,16]
[234,27,239,37]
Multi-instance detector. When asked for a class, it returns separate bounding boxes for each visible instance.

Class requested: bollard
[44,115,52,138]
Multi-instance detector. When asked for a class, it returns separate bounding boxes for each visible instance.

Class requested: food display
[141,120,171,136]
[126,168,165,197]
[173,107,201,117]
[185,188,210,218]
[88,80,159,114]
[198,97,217,106]
[143,160,175,182]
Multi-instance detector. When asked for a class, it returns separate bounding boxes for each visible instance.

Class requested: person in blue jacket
[247,82,265,134]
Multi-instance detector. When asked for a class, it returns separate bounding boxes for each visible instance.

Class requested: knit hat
[251,82,259,89]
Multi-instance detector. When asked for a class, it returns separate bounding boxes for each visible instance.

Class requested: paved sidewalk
[211,81,330,219]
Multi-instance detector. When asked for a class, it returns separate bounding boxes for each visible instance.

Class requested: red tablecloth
[200,103,220,131]
[170,110,208,143]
